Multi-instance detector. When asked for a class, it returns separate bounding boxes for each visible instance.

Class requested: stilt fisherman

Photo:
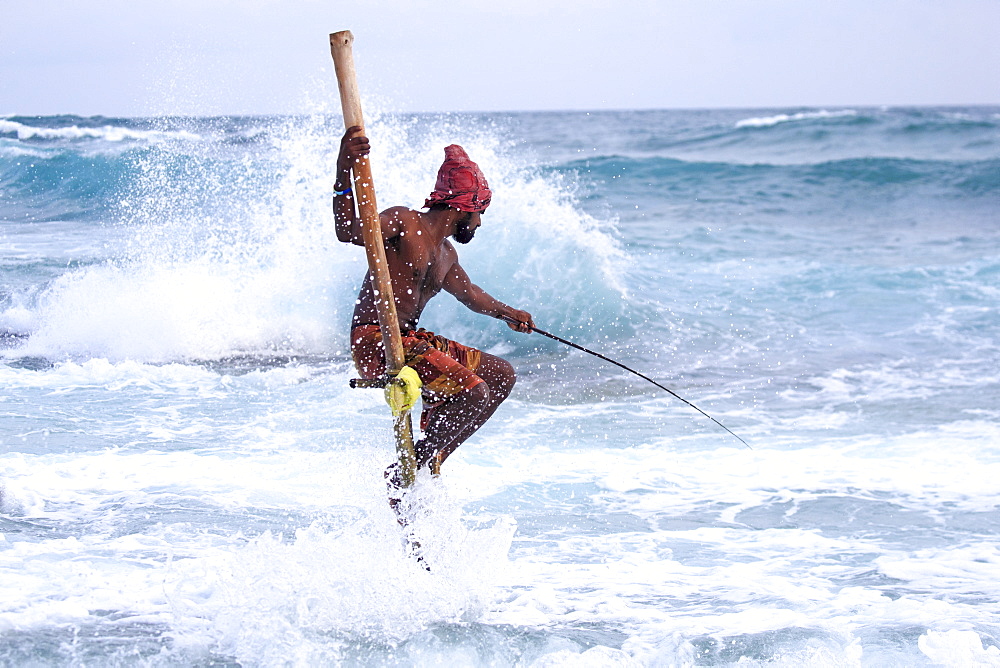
[334,127,535,498]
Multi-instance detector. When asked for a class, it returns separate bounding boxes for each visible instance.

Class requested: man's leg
[414,382,488,467]
[417,352,516,468]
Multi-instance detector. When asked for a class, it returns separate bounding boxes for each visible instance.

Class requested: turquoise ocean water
[2,107,999,666]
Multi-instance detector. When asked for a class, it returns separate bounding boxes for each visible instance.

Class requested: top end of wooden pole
[330,31,354,48]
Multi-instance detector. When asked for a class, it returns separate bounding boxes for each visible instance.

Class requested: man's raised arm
[333,126,369,245]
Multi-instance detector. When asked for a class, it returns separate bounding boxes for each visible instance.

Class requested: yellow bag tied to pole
[385,366,422,417]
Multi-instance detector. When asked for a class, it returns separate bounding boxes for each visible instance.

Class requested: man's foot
[413,440,444,477]
[384,462,431,571]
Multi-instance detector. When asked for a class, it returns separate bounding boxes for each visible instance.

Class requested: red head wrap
[423,145,492,213]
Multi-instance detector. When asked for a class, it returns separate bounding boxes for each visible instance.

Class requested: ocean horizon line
[3,102,999,122]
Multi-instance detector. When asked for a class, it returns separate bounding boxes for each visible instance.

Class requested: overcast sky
[2,0,998,117]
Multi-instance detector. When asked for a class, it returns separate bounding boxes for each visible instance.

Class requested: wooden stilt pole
[330,30,416,487]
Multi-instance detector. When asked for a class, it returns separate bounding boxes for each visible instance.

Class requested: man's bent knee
[494,358,516,398]
[466,381,490,406]
[506,361,517,389]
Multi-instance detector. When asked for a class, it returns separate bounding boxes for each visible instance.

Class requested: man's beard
[453,218,476,244]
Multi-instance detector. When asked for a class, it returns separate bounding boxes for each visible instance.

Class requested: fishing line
[502,316,751,450]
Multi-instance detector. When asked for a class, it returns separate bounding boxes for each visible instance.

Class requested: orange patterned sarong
[350,325,483,401]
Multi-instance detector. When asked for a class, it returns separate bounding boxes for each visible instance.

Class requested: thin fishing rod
[502,316,751,450]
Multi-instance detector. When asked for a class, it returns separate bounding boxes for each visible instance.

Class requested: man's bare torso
[351,206,458,331]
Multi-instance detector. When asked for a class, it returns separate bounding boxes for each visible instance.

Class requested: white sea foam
[0,143,50,160]
[878,544,1000,596]
[919,630,1000,667]
[360,113,629,337]
[0,480,42,516]
[447,423,1000,662]
[3,385,998,664]
[0,357,223,393]
[194,510,516,663]
[4,112,627,361]
[0,444,516,663]
[735,110,858,129]
[9,257,347,362]
[530,646,644,667]
[0,119,201,143]
[4,106,998,665]
[777,355,1000,412]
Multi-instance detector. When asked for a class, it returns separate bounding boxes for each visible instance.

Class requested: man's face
[453,211,482,244]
